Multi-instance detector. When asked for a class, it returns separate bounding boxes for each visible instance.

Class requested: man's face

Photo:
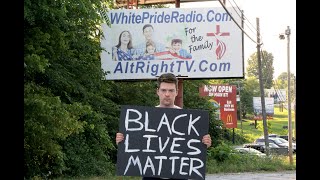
[157,82,178,107]
[143,27,154,40]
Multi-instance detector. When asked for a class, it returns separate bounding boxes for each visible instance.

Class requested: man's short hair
[157,73,178,89]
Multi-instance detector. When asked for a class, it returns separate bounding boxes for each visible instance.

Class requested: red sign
[199,84,237,128]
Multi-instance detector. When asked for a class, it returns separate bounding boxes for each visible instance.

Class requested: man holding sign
[116,73,212,180]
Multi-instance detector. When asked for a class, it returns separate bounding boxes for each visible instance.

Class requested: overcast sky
[169,0,296,79]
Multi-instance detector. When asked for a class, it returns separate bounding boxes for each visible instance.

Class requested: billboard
[199,84,237,128]
[253,97,274,119]
[114,0,207,7]
[100,7,243,80]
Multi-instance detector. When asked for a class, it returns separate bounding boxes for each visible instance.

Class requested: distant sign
[100,7,243,80]
[264,88,286,103]
[199,84,237,128]
[116,105,209,180]
[253,97,274,119]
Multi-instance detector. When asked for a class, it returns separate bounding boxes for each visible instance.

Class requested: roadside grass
[54,106,296,180]
[55,153,296,180]
[235,106,295,143]
[206,154,296,174]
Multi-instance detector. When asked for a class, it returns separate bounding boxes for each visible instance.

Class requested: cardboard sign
[116,105,209,180]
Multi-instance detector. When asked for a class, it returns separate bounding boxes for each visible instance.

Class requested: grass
[204,104,297,176]
[206,154,296,174]
[54,106,296,180]
[205,105,296,174]
[234,105,296,143]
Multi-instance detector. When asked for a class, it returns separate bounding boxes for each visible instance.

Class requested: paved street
[205,171,296,180]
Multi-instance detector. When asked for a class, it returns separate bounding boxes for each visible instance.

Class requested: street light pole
[279,26,293,164]
[285,26,293,165]
[280,26,293,164]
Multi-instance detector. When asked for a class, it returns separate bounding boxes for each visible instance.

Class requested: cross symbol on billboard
[207,25,230,60]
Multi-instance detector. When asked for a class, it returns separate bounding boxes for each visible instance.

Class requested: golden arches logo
[226,114,232,123]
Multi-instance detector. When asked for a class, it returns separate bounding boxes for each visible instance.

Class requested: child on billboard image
[112,30,137,61]
[145,40,156,55]
[152,38,192,60]
[136,40,156,60]
[168,38,192,59]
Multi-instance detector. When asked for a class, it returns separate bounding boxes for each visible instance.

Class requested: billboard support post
[175,78,184,108]
[174,0,184,108]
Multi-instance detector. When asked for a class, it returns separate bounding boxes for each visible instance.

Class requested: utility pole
[239,10,244,135]
[237,81,243,134]
[294,76,296,141]
[256,18,269,156]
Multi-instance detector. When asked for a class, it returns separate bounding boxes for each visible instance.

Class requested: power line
[228,0,260,39]
[218,0,260,45]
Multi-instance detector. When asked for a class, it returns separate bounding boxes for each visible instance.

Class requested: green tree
[183,79,225,146]
[240,77,260,118]
[24,0,117,178]
[246,50,274,88]
[274,72,296,104]
[24,82,90,178]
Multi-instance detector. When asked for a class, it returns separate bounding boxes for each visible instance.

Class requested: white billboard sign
[100,7,243,80]
[253,97,274,115]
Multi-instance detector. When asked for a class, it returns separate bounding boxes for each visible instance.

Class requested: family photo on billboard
[112,24,192,61]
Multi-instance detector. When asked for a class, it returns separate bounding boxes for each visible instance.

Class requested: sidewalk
[205,170,296,180]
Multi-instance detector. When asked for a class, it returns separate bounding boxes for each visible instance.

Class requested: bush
[208,142,233,162]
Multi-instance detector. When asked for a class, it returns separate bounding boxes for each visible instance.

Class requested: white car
[234,147,267,157]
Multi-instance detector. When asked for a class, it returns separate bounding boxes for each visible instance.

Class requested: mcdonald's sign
[221,112,236,128]
[199,84,238,129]
[226,114,232,123]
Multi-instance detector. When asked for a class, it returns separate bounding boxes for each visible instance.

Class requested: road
[205,171,296,180]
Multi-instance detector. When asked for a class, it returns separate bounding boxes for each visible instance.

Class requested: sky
[169,0,296,79]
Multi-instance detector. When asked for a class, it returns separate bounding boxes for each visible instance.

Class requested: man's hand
[116,132,124,145]
[202,134,212,148]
